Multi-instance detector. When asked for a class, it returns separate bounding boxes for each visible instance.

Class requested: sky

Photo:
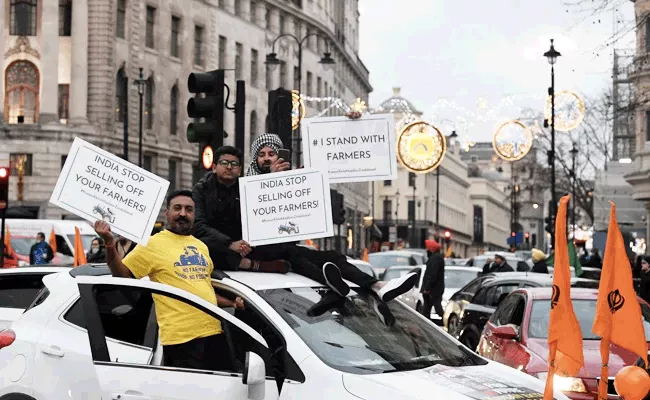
[358,0,636,143]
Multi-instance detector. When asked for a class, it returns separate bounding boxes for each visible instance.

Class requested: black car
[452,272,599,351]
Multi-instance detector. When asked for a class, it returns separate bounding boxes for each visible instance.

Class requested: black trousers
[212,241,378,289]
[421,293,444,320]
[162,334,232,371]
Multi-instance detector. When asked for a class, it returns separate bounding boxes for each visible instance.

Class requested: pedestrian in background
[639,255,650,305]
[530,248,549,274]
[421,239,445,323]
[29,232,54,265]
[86,237,106,263]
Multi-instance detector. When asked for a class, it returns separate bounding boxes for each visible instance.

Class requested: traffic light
[187,70,225,170]
[443,230,451,244]
[524,232,530,247]
[544,217,554,235]
[0,166,8,211]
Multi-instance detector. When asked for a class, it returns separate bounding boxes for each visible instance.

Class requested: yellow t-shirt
[122,230,222,346]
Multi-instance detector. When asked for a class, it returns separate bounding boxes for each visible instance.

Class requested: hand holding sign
[94,220,115,246]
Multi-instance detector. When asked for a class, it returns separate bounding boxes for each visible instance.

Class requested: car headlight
[536,373,587,393]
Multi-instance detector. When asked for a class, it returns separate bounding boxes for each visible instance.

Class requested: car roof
[0,265,73,274]
[370,250,419,256]
[386,265,482,273]
[520,287,602,301]
[67,263,335,291]
[480,272,597,286]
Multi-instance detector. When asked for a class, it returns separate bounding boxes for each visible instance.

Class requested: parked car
[453,273,599,351]
[443,273,499,335]
[0,264,570,400]
[384,265,482,322]
[368,250,424,279]
[346,257,376,278]
[464,252,528,272]
[477,287,650,399]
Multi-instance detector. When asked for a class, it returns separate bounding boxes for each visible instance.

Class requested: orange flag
[4,226,14,258]
[49,227,57,253]
[73,227,87,267]
[543,195,584,400]
[592,202,648,400]
[362,248,369,262]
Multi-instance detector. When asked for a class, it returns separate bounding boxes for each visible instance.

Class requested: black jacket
[531,260,549,274]
[482,261,514,274]
[86,248,106,263]
[192,172,242,255]
[640,268,650,305]
[422,251,445,298]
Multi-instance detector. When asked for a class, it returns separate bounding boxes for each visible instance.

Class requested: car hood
[443,288,460,301]
[342,361,570,400]
[526,338,649,377]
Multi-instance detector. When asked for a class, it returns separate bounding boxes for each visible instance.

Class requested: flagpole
[598,338,610,400]
[543,341,557,400]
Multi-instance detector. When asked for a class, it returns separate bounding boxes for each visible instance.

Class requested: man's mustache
[174,217,190,224]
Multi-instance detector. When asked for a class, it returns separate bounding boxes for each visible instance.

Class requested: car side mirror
[243,351,266,400]
[493,325,518,340]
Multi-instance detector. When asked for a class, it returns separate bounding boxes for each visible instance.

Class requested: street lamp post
[265,34,335,167]
[411,183,416,247]
[544,39,561,249]
[436,131,458,238]
[570,142,578,236]
[134,68,147,168]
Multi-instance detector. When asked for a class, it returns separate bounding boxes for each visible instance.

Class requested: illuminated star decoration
[345,98,367,120]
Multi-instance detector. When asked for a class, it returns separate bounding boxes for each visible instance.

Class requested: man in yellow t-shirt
[94,189,244,371]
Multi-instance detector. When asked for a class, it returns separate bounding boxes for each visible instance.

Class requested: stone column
[39,0,60,124]
[269,7,279,33]
[225,0,235,14]
[256,2,266,28]
[241,0,250,21]
[69,0,89,124]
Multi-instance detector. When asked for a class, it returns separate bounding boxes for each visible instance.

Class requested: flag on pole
[49,227,57,253]
[4,226,14,259]
[543,195,584,400]
[362,248,369,262]
[592,202,648,400]
[73,227,87,267]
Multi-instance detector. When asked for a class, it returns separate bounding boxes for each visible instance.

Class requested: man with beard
[94,189,244,371]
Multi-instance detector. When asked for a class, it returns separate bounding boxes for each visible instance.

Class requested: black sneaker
[306,291,344,317]
[322,262,350,297]
[369,296,395,327]
[377,272,418,303]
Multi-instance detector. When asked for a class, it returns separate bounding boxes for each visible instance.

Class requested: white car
[367,250,424,278]
[383,266,482,320]
[0,264,569,400]
[345,257,376,278]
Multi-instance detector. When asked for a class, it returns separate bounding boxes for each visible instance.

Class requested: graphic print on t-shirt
[173,246,210,281]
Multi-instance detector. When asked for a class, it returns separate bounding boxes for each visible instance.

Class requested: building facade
[0,0,372,231]
[468,176,510,253]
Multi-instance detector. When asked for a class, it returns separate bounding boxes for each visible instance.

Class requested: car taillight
[0,329,16,349]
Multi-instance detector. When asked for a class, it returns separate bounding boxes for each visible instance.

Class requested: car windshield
[259,287,481,374]
[382,267,414,281]
[10,237,34,255]
[528,299,650,340]
[445,269,480,289]
[368,253,416,269]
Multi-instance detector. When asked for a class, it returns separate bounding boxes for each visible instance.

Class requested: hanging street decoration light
[291,90,305,131]
[544,90,585,132]
[492,120,533,161]
[396,121,447,174]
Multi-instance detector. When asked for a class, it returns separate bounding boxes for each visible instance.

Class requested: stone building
[0,0,372,232]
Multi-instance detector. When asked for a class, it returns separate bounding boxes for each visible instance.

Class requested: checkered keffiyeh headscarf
[245,133,285,176]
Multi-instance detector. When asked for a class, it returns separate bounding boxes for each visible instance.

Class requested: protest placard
[49,137,170,245]
[239,168,333,246]
[301,114,397,183]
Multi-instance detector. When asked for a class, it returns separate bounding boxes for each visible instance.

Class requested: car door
[75,275,280,400]
[480,293,518,358]
[493,294,530,370]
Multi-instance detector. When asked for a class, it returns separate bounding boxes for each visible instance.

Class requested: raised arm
[94,221,134,278]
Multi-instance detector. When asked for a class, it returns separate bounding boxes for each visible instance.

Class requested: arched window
[169,84,178,135]
[10,0,37,36]
[250,110,258,143]
[5,60,39,124]
[145,76,154,129]
[115,68,126,122]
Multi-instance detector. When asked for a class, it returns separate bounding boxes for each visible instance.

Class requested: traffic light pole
[235,81,246,153]
[123,76,129,160]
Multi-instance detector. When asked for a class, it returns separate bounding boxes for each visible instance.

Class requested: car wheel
[447,314,459,335]
[460,331,479,352]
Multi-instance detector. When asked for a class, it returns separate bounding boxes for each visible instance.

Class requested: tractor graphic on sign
[93,204,115,224]
[278,222,299,235]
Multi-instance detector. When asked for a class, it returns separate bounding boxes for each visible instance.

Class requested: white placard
[49,137,170,246]
[239,168,333,246]
[302,114,398,183]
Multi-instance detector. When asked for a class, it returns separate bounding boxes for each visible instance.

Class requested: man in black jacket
[482,254,514,274]
[421,240,445,322]
[192,142,417,313]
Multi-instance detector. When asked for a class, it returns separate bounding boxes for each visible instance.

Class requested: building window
[250,110,258,141]
[116,0,126,38]
[217,0,224,7]
[234,0,241,16]
[5,60,39,124]
[143,155,152,172]
[306,71,313,96]
[115,67,127,122]
[408,172,416,187]
[383,180,392,186]
[408,200,415,221]
[10,0,37,36]
[235,42,243,80]
[382,199,392,222]
[169,85,178,135]
[646,21,650,53]
[170,16,181,57]
[646,111,650,142]
[194,25,204,66]
[61,155,67,170]
[251,49,259,87]
[58,84,69,123]
[145,6,155,49]
[280,63,287,88]
[9,153,33,176]
[266,64,273,90]
[168,159,178,191]
[59,0,72,36]
[218,36,227,69]
[316,77,322,109]
[265,6,271,29]
[145,76,154,129]
[279,14,285,33]
[250,1,257,23]
[293,66,300,91]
